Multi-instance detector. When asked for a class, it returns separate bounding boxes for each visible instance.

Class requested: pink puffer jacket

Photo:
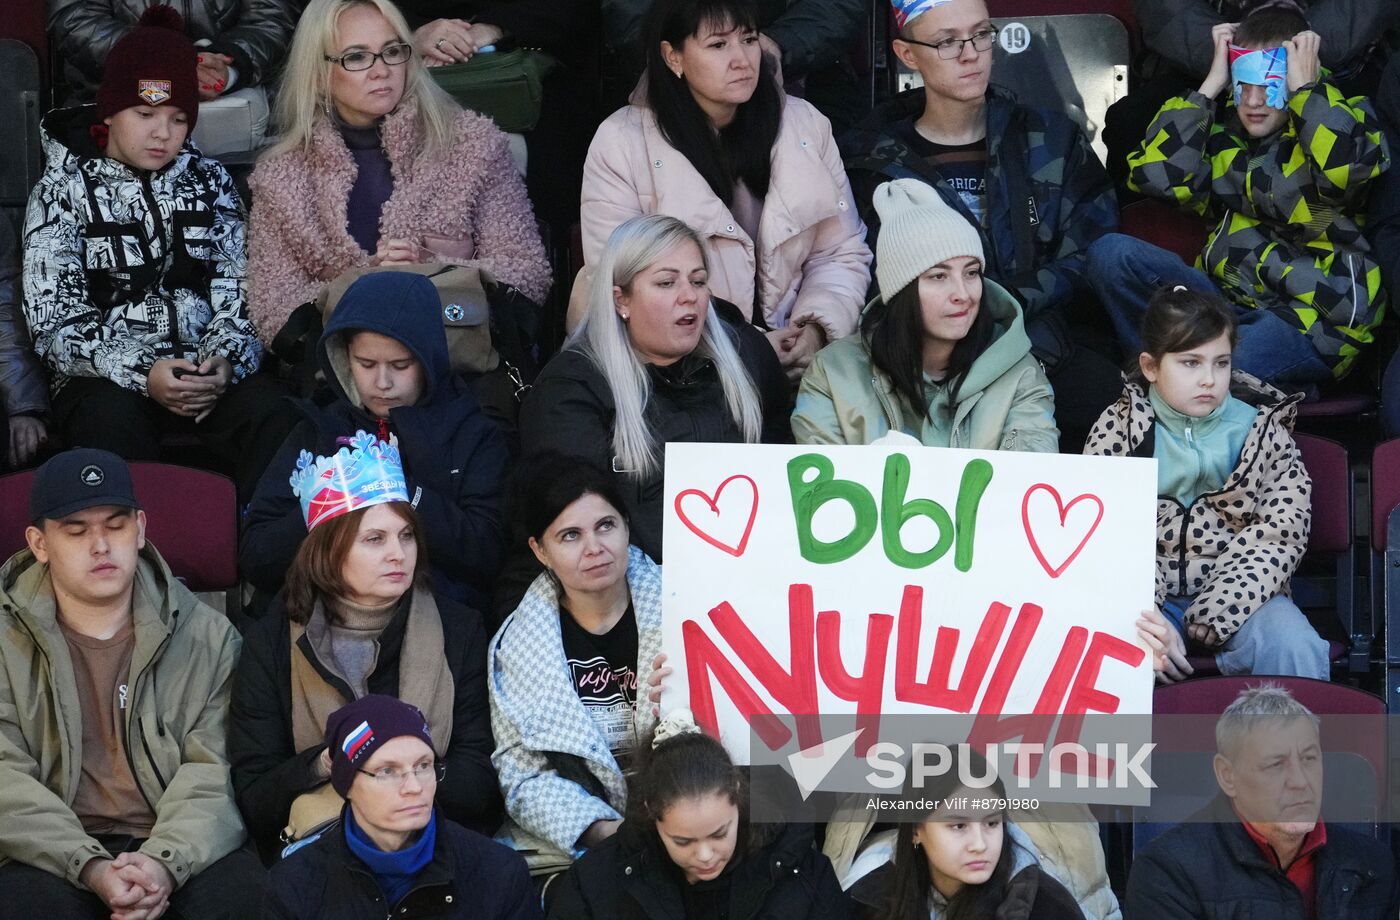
[581,92,871,341]
[246,98,552,345]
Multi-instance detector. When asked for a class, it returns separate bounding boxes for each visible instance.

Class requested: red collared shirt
[1238,812,1328,920]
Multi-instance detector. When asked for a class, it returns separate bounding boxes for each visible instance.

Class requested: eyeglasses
[325,42,413,72]
[900,28,998,60]
[357,762,446,786]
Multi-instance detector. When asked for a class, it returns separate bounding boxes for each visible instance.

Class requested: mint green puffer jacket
[792,279,1059,452]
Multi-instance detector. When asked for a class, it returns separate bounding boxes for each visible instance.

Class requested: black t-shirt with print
[892,118,990,228]
[559,604,640,769]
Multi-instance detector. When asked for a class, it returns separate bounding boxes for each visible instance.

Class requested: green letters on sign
[787,453,878,563]
[788,453,992,571]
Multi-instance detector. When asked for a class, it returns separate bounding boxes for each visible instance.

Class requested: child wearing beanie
[264,694,540,919]
[22,5,297,502]
[792,178,1059,451]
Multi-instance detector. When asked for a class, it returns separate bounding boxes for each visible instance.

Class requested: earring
[620,312,630,321]
[672,67,683,78]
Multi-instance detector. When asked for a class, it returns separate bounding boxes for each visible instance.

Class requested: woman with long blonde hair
[246,0,551,348]
[517,214,789,574]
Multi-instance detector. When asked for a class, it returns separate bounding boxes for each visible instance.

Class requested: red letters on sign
[682,584,1140,771]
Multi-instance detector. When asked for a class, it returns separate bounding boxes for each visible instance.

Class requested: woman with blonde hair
[519,214,788,567]
[246,0,551,348]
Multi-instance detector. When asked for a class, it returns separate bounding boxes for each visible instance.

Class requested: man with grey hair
[1124,684,1396,918]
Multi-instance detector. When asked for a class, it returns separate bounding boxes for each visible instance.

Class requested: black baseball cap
[29,449,141,523]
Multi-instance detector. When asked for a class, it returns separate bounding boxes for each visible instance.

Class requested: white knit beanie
[873,178,985,299]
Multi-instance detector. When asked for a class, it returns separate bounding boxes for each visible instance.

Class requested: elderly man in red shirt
[1125,684,1396,919]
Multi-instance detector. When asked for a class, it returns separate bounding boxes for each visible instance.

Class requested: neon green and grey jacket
[1127,80,1391,377]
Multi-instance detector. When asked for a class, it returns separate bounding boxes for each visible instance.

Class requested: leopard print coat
[1084,373,1311,640]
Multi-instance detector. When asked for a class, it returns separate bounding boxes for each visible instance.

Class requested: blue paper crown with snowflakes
[290,431,409,529]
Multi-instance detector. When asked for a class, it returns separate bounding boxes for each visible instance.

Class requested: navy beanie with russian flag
[96,5,200,130]
[326,695,435,797]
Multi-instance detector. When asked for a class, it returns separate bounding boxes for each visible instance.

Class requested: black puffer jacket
[264,807,541,920]
[548,821,848,920]
[0,215,48,424]
[850,861,1085,920]
[228,590,502,861]
[1124,796,1398,920]
[519,302,789,562]
[1133,0,1393,79]
[49,0,296,99]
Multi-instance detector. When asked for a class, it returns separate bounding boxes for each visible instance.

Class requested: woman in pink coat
[580,0,872,381]
[246,0,552,347]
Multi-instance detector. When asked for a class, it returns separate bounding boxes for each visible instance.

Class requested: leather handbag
[315,263,542,429]
[428,48,558,133]
[281,783,343,844]
[318,263,501,375]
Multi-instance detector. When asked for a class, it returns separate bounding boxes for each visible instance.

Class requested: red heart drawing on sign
[674,475,759,557]
[1020,484,1104,579]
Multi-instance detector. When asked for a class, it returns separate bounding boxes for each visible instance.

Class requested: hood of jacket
[40,104,203,185]
[317,277,454,410]
[863,276,1033,405]
[845,83,1022,163]
[847,822,1042,914]
[946,279,1034,400]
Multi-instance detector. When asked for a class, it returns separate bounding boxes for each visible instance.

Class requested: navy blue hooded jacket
[240,273,509,609]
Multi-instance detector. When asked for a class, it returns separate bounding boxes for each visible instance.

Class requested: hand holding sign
[662,443,1158,803]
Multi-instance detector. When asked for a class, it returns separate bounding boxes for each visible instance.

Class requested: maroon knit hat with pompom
[96,5,199,130]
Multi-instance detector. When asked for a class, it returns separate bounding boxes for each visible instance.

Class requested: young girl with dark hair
[793,178,1058,451]
[848,748,1083,920]
[547,710,849,920]
[1085,284,1327,680]
[579,0,871,381]
[489,453,665,880]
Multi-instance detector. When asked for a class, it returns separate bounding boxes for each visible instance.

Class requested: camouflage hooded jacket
[1084,372,1311,641]
[1127,81,1390,377]
[840,85,1119,320]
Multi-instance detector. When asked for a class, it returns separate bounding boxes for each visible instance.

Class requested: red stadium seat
[0,462,238,594]
[1119,199,1208,264]
[1135,676,1386,852]
[1181,434,1359,675]
[1372,439,1400,704]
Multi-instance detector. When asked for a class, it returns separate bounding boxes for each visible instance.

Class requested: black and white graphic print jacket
[22,105,261,397]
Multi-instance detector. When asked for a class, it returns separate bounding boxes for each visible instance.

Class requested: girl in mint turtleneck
[1085,285,1328,681]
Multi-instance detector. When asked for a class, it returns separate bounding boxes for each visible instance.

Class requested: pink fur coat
[247,98,552,344]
